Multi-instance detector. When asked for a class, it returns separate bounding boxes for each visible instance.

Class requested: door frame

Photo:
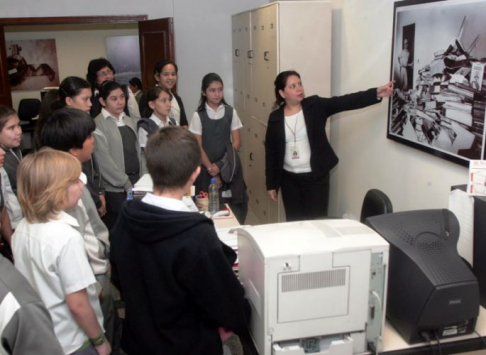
[0,15,147,26]
[0,15,148,107]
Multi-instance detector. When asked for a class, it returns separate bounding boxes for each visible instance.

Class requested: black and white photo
[388,0,486,166]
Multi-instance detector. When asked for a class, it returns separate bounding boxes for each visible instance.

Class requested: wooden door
[0,25,12,107]
[138,18,175,91]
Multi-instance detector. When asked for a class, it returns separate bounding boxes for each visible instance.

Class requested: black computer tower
[451,184,486,308]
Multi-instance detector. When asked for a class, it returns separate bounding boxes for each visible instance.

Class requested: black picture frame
[388,0,486,166]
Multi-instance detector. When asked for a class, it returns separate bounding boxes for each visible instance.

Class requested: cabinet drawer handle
[264,51,270,61]
[235,49,240,57]
[247,50,253,59]
[249,152,254,161]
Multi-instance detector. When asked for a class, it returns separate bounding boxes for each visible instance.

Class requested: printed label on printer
[442,327,458,336]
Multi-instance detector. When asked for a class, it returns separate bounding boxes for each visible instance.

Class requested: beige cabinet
[232,1,332,224]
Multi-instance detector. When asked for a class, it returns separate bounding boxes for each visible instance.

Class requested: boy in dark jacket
[110,126,249,355]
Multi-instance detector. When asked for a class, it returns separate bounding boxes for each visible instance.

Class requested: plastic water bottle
[208,177,220,215]
[126,187,133,201]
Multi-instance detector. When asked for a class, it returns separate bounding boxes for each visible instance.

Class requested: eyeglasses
[97,69,113,78]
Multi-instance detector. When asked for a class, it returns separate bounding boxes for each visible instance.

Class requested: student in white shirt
[189,73,247,222]
[93,80,141,230]
[0,105,22,231]
[137,87,175,174]
[12,148,111,355]
[86,58,140,122]
[138,59,188,127]
[0,146,13,261]
[37,108,118,352]
[137,87,175,150]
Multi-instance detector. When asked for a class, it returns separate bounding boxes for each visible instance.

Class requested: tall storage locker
[232,1,331,224]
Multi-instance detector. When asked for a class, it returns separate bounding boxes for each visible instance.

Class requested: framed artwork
[105,35,141,87]
[388,0,486,166]
[6,39,60,91]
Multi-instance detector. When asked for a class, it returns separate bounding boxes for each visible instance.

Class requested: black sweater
[110,199,249,355]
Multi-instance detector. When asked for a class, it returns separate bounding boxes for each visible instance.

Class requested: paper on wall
[449,189,474,265]
[468,160,486,196]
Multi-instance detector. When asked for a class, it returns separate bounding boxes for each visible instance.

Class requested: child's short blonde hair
[17,148,81,223]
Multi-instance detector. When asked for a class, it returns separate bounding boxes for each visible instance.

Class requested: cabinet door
[249,8,262,120]
[279,2,331,98]
[232,13,251,109]
[245,117,258,220]
[246,117,270,224]
[251,5,277,123]
[253,119,271,223]
[235,104,248,182]
[242,12,252,112]
[258,5,278,124]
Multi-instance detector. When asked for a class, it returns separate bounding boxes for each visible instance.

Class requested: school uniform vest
[118,126,140,184]
[137,116,176,138]
[199,106,233,162]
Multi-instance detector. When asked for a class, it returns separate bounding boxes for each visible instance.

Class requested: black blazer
[265,88,381,191]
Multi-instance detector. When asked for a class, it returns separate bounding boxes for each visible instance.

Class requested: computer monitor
[366,209,479,344]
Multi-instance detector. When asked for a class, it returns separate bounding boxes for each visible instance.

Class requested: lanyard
[284,112,300,144]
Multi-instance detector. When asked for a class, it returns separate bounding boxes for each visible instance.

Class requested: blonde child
[12,148,111,355]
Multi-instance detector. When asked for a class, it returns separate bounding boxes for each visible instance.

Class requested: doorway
[0,16,174,109]
[401,23,415,92]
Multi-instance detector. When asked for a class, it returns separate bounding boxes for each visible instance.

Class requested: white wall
[173,0,268,115]
[1,0,268,116]
[327,0,469,220]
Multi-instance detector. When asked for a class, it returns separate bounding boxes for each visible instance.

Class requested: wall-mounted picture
[6,39,60,91]
[105,35,141,87]
[388,0,486,166]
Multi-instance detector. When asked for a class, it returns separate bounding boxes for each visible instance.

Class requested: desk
[240,308,486,355]
[379,307,486,354]
[213,205,240,229]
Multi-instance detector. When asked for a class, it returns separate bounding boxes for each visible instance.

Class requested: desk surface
[213,205,240,229]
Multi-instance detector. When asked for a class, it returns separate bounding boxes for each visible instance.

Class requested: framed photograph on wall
[388,0,486,166]
[105,36,141,87]
[6,39,60,91]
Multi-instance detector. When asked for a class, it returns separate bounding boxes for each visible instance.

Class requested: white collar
[56,211,80,228]
[205,102,225,113]
[101,108,125,122]
[142,192,190,212]
[149,114,165,127]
